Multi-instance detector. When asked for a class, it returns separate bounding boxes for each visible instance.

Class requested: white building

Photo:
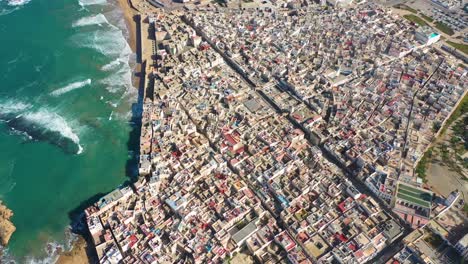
[455,233,468,259]
[415,26,441,46]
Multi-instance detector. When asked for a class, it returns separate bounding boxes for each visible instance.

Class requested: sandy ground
[56,236,90,264]
[116,0,137,52]
[231,252,255,264]
[427,162,468,199]
[0,201,15,247]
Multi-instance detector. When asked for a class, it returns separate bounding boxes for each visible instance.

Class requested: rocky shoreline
[56,236,89,264]
[0,201,15,248]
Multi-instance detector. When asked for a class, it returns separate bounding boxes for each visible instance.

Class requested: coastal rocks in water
[0,201,15,246]
[56,236,90,264]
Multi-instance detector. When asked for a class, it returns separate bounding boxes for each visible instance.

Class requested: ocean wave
[0,100,84,154]
[6,0,30,6]
[0,227,79,264]
[23,242,61,264]
[26,110,84,154]
[77,0,107,6]
[99,65,132,93]
[71,28,131,58]
[0,0,30,16]
[73,3,137,120]
[50,79,91,97]
[0,245,15,263]
[101,58,124,71]
[0,100,31,113]
[72,13,109,27]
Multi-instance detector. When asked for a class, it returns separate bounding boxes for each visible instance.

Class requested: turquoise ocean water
[0,0,138,262]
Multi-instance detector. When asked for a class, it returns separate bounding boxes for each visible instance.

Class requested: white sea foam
[100,66,132,93]
[0,0,30,16]
[0,100,31,114]
[101,58,124,71]
[0,227,79,263]
[72,4,137,121]
[0,100,84,154]
[78,0,107,6]
[24,241,61,264]
[72,28,131,58]
[72,13,109,27]
[25,110,84,153]
[6,0,31,7]
[50,79,91,97]
[0,245,15,263]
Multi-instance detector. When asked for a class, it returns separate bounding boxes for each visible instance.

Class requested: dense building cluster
[85,3,467,264]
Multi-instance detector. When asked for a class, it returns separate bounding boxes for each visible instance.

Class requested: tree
[432,121,441,133]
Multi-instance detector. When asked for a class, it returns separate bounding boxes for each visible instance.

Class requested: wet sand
[116,0,137,52]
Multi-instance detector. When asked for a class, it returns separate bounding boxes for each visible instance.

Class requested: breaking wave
[0,0,30,16]
[78,0,107,6]
[0,100,83,154]
[101,58,124,71]
[0,100,30,113]
[0,230,78,264]
[50,79,91,97]
[71,28,131,58]
[6,0,31,6]
[100,65,132,93]
[70,0,136,122]
[72,13,109,27]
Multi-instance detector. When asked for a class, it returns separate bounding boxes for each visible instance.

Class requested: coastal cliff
[0,201,15,247]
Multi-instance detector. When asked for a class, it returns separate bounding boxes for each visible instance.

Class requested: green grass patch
[447,41,468,55]
[415,147,433,181]
[435,21,454,36]
[403,14,428,27]
[420,13,434,22]
[452,116,468,152]
[440,93,468,136]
